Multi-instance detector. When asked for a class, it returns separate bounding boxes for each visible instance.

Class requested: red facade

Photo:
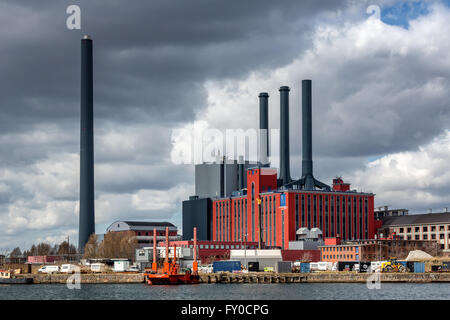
[213,168,375,249]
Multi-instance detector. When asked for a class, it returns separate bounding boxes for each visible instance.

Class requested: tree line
[3,231,139,261]
[5,240,78,258]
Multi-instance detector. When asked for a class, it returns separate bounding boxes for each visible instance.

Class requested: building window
[407,227,411,233]
[399,227,404,233]
[415,227,420,232]
[331,196,335,237]
[423,226,428,232]
[415,235,420,240]
[431,226,436,232]
[423,234,428,240]
[307,195,311,228]
[295,194,299,231]
[440,226,445,231]
[273,196,277,246]
[265,197,268,246]
[431,234,436,240]
[313,195,317,227]
[281,210,285,249]
[301,194,305,227]
[342,197,346,240]
[269,197,272,246]
[320,195,324,234]
[251,183,255,242]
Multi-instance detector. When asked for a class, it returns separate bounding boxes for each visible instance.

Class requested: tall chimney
[302,80,314,190]
[279,86,291,185]
[296,80,330,191]
[238,155,245,190]
[78,35,95,252]
[259,92,269,166]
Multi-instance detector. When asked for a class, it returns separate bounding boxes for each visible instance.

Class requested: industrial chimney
[259,92,269,167]
[78,35,95,252]
[279,86,291,186]
[298,80,330,191]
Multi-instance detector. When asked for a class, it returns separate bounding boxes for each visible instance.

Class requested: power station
[183,80,376,247]
[78,35,95,252]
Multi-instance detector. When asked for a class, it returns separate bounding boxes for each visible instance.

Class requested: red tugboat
[144,227,199,285]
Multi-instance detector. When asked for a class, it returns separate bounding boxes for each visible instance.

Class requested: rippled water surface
[0,283,449,300]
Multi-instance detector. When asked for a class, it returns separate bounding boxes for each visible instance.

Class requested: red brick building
[212,168,376,249]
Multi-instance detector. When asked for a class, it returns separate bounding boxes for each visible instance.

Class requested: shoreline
[14,272,450,284]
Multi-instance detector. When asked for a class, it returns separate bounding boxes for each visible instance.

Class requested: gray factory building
[183,160,253,241]
[194,159,252,199]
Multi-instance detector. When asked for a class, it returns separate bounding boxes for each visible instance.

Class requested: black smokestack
[302,80,314,190]
[238,155,245,190]
[279,86,291,185]
[300,79,330,191]
[78,35,95,252]
[258,92,269,166]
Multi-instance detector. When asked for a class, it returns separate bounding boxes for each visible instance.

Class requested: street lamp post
[257,198,262,249]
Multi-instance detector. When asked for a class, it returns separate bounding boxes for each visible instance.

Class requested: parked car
[60,264,77,274]
[198,264,213,273]
[127,266,140,272]
[38,265,60,274]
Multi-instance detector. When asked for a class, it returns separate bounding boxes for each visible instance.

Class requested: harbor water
[0,283,449,300]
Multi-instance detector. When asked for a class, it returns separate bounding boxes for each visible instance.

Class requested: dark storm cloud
[0,0,347,134]
[0,0,352,249]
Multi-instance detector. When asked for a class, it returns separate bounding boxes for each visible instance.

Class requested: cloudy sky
[1,0,449,250]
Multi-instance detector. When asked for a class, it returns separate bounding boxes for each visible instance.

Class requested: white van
[60,264,77,274]
[38,265,60,274]
[90,263,108,273]
[317,262,333,271]
[309,262,319,271]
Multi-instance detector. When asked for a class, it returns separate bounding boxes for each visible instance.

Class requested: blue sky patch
[380,0,430,29]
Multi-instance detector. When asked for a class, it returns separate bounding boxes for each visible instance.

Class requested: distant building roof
[382,212,450,227]
[122,221,175,227]
[106,221,177,232]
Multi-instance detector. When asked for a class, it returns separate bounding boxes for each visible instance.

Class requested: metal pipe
[78,35,95,252]
[165,227,169,264]
[193,227,198,274]
[152,228,157,271]
[279,86,291,185]
[259,92,269,166]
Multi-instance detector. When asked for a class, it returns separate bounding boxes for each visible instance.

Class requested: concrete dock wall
[18,272,450,284]
[198,272,450,284]
[23,273,144,284]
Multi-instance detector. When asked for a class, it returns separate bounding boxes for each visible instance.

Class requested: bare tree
[10,247,22,257]
[97,231,138,259]
[83,234,99,259]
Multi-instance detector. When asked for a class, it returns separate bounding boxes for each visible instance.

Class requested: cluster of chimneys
[258,80,330,191]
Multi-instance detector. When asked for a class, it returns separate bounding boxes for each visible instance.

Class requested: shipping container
[406,262,415,272]
[359,262,371,273]
[338,261,357,272]
[300,263,310,273]
[276,261,292,273]
[248,261,259,272]
[213,260,241,273]
[431,265,441,272]
[413,262,425,273]
[442,261,450,271]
